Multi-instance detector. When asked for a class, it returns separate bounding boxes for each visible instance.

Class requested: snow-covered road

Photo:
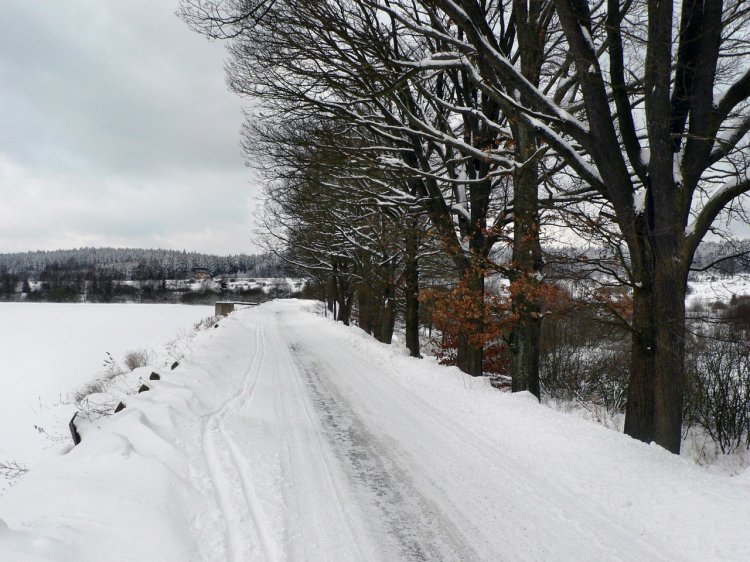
[243,304,647,561]
[210,303,481,561]
[1,300,749,561]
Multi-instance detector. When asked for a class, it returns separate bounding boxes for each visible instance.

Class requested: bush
[46,286,79,302]
[301,281,324,300]
[237,286,265,297]
[684,328,750,454]
[123,348,152,371]
[180,289,218,304]
[540,342,629,414]
[727,295,750,332]
[539,309,629,415]
[420,280,513,374]
[193,315,221,331]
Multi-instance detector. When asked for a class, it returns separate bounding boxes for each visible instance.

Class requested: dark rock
[114,402,126,413]
[149,372,160,381]
[138,384,150,393]
[69,412,81,446]
[489,375,512,390]
[170,361,179,370]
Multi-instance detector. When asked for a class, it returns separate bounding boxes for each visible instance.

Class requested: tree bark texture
[357,287,373,335]
[378,283,397,344]
[403,230,421,357]
[625,240,687,453]
[456,268,485,376]
[508,121,543,398]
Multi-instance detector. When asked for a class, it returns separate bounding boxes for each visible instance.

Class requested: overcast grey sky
[0,0,257,255]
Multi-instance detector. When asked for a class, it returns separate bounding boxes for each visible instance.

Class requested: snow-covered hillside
[0,300,748,561]
[687,272,750,307]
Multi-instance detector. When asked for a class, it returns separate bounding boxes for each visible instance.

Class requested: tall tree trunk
[371,289,383,341]
[510,321,541,396]
[625,237,687,453]
[338,280,353,326]
[456,268,484,376]
[624,285,656,443]
[509,121,543,398]
[327,277,337,320]
[357,286,373,335]
[379,283,397,344]
[403,235,421,357]
[653,272,686,453]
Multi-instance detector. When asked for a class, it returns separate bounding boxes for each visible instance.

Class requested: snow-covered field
[0,303,214,493]
[1,300,748,561]
[687,272,750,306]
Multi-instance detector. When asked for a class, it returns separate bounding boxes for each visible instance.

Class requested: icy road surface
[1,300,748,561]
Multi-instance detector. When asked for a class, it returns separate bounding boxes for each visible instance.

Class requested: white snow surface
[0,303,213,490]
[687,272,750,306]
[1,300,749,561]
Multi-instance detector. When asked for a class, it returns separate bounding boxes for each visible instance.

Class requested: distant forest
[0,247,295,303]
[0,247,290,278]
[1,242,747,304]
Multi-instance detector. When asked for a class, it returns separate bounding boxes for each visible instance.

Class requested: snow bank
[0,303,213,494]
[0,311,237,561]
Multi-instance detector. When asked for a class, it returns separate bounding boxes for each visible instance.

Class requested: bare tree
[413,0,750,452]
[253,115,434,351]
[182,0,524,374]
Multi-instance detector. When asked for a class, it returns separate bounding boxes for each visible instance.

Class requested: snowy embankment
[0,303,214,495]
[1,300,749,561]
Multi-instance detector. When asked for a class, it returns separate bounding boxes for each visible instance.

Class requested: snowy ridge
[1,301,749,561]
[0,302,216,495]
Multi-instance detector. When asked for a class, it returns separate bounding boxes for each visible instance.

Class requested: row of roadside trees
[181,0,750,454]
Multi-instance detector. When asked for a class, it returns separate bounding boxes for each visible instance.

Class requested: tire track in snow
[275,335,370,561]
[218,317,279,562]
[200,318,277,562]
[286,340,479,561]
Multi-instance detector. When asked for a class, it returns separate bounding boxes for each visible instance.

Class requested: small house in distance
[193,267,212,280]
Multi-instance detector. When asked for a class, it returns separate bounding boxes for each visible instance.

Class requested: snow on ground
[0,303,213,493]
[1,300,749,561]
[687,272,750,307]
[165,277,304,296]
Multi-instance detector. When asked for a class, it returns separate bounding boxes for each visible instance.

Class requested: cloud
[0,0,258,254]
[0,153,259,254]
